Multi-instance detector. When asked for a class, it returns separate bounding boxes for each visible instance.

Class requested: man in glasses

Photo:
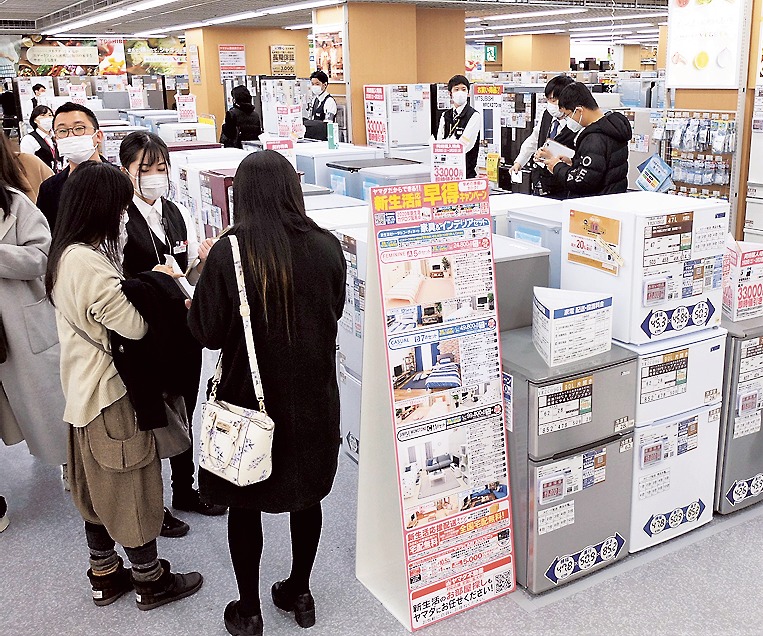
[36,102,104,232]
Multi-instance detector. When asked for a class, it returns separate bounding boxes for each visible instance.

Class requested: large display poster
[218,44,246,83]
[125,38,186,75]
[666,0,745,89]
[313,28,344,81]
[371,179,515,629]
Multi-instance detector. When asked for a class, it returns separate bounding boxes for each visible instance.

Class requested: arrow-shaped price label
[725,474,763,506]
[640,300,715,339]
[544,532,625,585]
[642,499,706,537]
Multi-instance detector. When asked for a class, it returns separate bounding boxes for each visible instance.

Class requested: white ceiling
[3,0,668,38]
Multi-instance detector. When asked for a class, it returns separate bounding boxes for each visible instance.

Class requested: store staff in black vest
[307,70,337,123]
[119,131,226,534]
[20,105,59,172]
[37,102,105,232]
[31,83,46,109]
[436,75,481,179]
[510,75,575,199]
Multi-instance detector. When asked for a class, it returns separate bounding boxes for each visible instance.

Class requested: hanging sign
[431,141,466,182]
[177,94,198,122]
[364,85,389,150]
[370,178,515,629]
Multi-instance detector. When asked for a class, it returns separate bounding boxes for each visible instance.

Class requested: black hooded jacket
[221,102,262,148]
[552,111,632,197]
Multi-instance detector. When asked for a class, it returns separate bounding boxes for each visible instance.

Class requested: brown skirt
[67,395,164,548]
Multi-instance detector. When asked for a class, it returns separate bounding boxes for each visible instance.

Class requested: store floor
[4,415,763,635]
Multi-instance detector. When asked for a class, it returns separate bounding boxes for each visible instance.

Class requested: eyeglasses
[54,125,95,139]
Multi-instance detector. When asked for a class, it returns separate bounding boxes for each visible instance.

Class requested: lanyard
[448,109,462,137]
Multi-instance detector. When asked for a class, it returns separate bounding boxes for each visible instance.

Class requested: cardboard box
[723,234,763,321]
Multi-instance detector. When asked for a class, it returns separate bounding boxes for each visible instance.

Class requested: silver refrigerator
[502,327,637,593]
[716,316,763,513]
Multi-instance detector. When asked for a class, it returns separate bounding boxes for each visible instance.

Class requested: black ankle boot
[87,556,132,606]
[271,580,316,628]
[131,559,203,610]
[224,600,263,636]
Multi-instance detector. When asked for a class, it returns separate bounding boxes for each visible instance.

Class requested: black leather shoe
[224,600,263,636]
[173,489,227,516]
[160,507,189,538]
[271,580,316,628]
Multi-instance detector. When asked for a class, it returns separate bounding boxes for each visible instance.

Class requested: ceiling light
[206,11,265,25]
[43,0,187,33]
[570,11,668,23]
[485,8,588,20]
[484,20,567,30]
[574,32,633,38]
[636,29,660,33]
[284,23,313,29]
[500,29,566,36]
[658,21,668,25]
[261,0,340,15]
[570,23,652,32]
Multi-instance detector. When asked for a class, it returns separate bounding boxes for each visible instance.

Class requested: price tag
[430,141,466,182]
[127,86,146,110]
[177,95,198,123]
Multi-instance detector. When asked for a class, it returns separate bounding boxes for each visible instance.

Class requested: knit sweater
[53,244,147,427]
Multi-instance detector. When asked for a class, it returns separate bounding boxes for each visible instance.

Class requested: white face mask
[57,133,97,165]
[36,116,53,133]
[131,172,169,201]
[310,85,324,96]
[565,108,584,133]
[452,91,468,107]
[546,102,561,119]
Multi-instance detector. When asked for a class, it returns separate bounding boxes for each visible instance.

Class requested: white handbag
[199,235,275,487]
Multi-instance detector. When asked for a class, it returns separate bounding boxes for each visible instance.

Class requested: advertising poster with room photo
[371,179,515,629]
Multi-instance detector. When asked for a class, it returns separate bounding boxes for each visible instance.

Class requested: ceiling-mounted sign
[26,45,99,66]
[666,0,745,89]
[218,44,246,83]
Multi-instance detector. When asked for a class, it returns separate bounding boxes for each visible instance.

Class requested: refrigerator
[158,122,217,144]
[357,164,433,201]
[629,403,721,552]
[429,82,450,139]
[363,83,432,152]
[502,327,637,593]
[128,75,167,109]
[259,77,312,136]
[141,114,181,135]
[615,327,727,427]
[618,108,660,191]
[295,143,384,186]
[100,125,149,166]
[199,168,237,237]
[125,109,176,126]
[325,158,421,199]
[560,191,728,345]
[744,183,763,244]
[716,316,763,513]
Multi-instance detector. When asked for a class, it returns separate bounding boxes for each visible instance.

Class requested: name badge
[173,241,188,255]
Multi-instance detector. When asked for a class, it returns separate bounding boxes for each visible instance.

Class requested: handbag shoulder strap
[63,315,110,356]
[228,235,268,414]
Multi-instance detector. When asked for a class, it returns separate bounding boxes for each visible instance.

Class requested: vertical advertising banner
[364,85,389,151]
[371,179,515,629]
[218,44,246,83]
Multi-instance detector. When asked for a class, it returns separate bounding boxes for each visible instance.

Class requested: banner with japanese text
[371,179,515,629]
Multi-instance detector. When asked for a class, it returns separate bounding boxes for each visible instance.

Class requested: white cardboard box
[723,234,763,322]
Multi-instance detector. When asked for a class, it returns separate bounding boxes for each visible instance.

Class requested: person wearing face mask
[36,102,105,232]
[303,71,338,142]
[436,74,481,179]
[119,131,224,533]
[535,82,632,198]
[31,84,46,109]
[510,75,575,198]
[20,105,59,172]
[220,86,262,149]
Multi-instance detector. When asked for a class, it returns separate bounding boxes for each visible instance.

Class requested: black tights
[228,503,323,617]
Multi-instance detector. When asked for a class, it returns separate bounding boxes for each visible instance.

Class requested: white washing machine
[629,403,721,553]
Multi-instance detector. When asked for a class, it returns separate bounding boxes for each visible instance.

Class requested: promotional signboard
[270,44,296,76]
[177,94,198,122]
[431,142,466,182]
[219,44,246,83]
[366,178,516,629]
[364,85,389,150]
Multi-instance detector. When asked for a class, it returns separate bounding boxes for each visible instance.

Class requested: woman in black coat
[188,150,346,636]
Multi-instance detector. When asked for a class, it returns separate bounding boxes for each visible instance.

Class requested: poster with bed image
[371,179,515,626]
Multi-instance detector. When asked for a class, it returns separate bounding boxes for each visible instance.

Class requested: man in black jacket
[536,82,632,198]
[220,86,262,148]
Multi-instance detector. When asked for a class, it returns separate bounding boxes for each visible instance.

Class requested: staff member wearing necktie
[307,71,337,123]
[510,75,575,199]
[20,105,59,172]
[436,75,481,179]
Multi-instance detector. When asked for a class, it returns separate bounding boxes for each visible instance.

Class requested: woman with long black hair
[188,150,346,636]
[45,161,202,610]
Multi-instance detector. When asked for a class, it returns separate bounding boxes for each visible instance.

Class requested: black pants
[85,520,157,566]
[228,503,323,616]
[169,346,202,498]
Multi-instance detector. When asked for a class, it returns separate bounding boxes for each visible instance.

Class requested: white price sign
[430,141,466,182]
[127,86,146,110]
[68,84,88,106]
[177,95,198,123]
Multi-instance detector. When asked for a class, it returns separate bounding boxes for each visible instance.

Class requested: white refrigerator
[363,84,432,152]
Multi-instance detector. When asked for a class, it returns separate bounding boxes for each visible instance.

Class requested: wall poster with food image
[97,38,127,75]
[666,0,745,89]
[125,37,187,76]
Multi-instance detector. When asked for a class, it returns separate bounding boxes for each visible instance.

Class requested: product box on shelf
[723,235,763,322]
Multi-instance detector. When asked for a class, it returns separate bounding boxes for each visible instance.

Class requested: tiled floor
[3,350,763,635]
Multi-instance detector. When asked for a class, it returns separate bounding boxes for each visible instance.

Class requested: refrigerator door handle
[550,433,625,461]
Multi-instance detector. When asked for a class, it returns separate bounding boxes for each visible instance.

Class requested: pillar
[415,8,466,84]
[622,45,641,71]
[502,34,570,71]
[657,25,668,69]
[183,26,311,133]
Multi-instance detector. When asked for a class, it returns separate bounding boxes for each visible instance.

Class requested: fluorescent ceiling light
[485,8,588,21]
[570,23,652,32]
[261,0,339,15]
[574,31,633,38]
[658,22,668,25]
[206,11,265,25]
[284,23,313,29]
[43,0,187,33]
[500,29,566,36]
[636,29,660,33]
[570,11,668,23]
